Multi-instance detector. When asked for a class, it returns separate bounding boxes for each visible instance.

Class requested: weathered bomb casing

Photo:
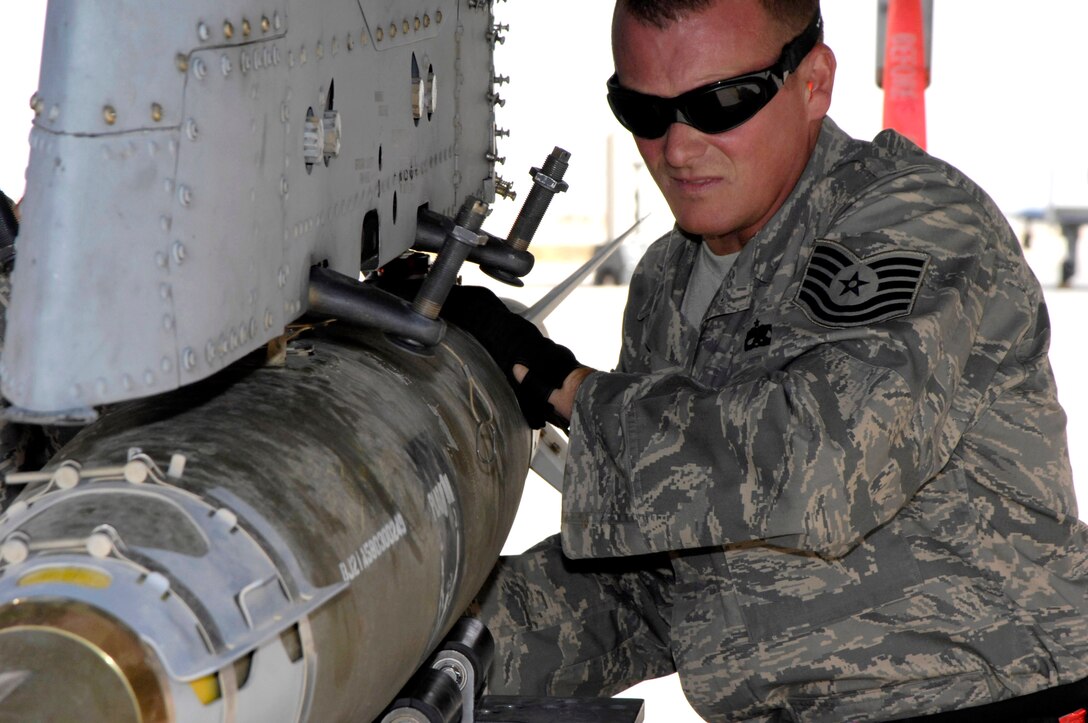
[0,323,531,722]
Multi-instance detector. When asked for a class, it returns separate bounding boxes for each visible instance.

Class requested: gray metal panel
[3,0,499,413]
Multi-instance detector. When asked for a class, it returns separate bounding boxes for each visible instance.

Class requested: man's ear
[803,44,836,120]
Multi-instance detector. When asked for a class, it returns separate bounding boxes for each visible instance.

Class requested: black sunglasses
[607,11,823,139]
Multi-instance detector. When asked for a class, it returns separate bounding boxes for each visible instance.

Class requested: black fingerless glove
[374,280,580,428]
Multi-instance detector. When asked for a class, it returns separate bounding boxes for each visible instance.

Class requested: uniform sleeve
[561,173,1045,560]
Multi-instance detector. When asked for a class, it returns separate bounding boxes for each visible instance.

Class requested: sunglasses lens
[608,78,776,138]
[607,92,672,139]
[686,81,772,133]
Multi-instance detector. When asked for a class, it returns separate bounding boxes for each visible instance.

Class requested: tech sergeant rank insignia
[794,240,929,328]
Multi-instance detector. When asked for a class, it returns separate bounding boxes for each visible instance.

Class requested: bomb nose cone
[0,601,169,723]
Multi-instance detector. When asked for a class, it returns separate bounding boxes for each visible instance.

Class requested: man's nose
[662,121,708,167]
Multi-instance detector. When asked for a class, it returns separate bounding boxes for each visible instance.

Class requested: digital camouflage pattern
[476,119,1088,721]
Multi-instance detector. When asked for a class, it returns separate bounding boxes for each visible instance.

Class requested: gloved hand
[376,279,580,428]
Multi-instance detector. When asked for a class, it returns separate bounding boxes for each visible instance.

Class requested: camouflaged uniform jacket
[562,119,1088,721]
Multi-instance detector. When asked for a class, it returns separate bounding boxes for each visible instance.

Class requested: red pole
[882,0,927,149]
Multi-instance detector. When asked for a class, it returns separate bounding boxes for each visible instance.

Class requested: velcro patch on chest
[794,240,929,328]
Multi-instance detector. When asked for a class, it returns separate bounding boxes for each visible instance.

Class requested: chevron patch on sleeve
[794,240,929,328]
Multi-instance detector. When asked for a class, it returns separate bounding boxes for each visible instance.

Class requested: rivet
[144,370,155,386]
[87,533,113,559]
[274,12,282,30]
[389,23,397,38]
[122,374,134,391]
[280,177,289,196]
[0,536,29,565]
[54,463,81,490]
[29,92,40,112]
[155,251,168,268]
[376,27,384,42]
[300,47,307,64]
[163,314,174,331]
[160,283,171,299]
[415,17,421,31]
[151,103,163,122]
[221,54,232,76]
[192,57,207,80]
[316,43,324,59]
[347,34,354,51]
[103,105,117,125]
[229,329,238,350]
[95,378,108,397]
[361,29,367,45]
[160,215,172,232]
[175,54,189,72]
[423,14,431,27]
[249,319,258,338]
[205,342,216,362]
[182,348,196,371]
[265,310,273,329]
[288,50,295,67]
[124,459,150,484]
[281,102,290,123]
[161,356,173,373]
[261,15,270,33]
[178,185,193,207]
[436,10,443,23]
[198,22,210,41]
[332,37,339,55]
[47,104,59,122]
[172,241,187,264]
[223,20,234,39]
[403,20,410,34]
[242,18,252,37]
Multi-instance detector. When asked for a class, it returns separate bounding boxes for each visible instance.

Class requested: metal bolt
[242,18,251,36]
[347,34,354,51]
[415,17,421,31]
[274,12,282,30]
[103,105,117,125]
[178,185,193,207]
[185,118,199,141]
[175,54,189,72]
[221,54,232,76]
[192,57,207,79]
[151,103,163,122]
[172,241,187,264]
[223,20,234,39]
[198,22,210,41]
[261,15,270,33]
[182,348,196,371]
[403,20,410,34]
[436,10,443,23]
[423,14,431,27]
[163,314,174,330]
[316,43,324,59]
[389,23,397,38]
[376,27,384,42]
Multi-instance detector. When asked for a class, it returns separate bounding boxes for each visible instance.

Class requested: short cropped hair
[619,0,820,37]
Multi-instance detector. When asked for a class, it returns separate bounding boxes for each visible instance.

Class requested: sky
[2,2,1087,234]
